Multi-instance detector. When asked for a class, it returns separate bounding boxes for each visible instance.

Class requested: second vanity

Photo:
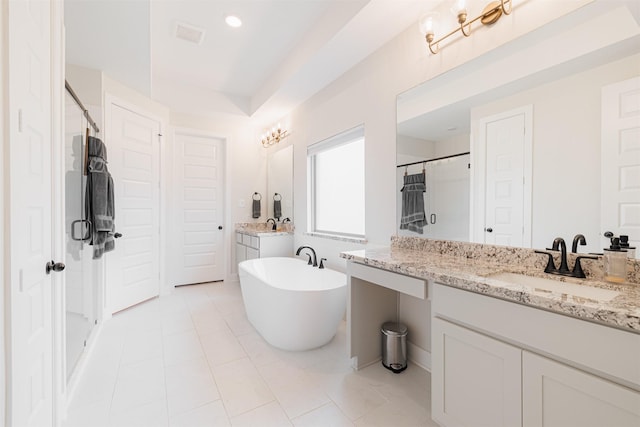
[341,237,640,427]
[235,223,294,264]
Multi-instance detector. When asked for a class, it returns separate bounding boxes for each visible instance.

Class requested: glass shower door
[64,91,96,380]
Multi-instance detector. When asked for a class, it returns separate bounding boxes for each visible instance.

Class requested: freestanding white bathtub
[238,257,347,351]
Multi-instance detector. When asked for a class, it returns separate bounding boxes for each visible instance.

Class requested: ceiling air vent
[174,21,206,45]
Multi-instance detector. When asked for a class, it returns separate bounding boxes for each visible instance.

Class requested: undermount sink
[486,272,620,302]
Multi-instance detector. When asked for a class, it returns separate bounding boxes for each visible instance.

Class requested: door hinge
[18,109,23,132]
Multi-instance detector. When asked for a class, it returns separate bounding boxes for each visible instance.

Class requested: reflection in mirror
[267,145,294,223]
[397,2,640,255]
[397,153,470,241]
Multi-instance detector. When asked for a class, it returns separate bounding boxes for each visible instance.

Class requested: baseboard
[408,341,431,372]
[64,319,106,408]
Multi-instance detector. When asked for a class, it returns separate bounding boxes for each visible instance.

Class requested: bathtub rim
[238,256,346,292]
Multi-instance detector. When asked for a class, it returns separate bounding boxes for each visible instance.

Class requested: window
[308,125,365,239]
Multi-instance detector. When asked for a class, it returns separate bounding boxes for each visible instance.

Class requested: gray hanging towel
[273,193,282,220]
[85,136,116,258]
[252,193,261,218]
[399,172,427,234]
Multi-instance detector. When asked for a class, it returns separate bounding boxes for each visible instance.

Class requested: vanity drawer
[348,262,426,299]
[236,232,243,243]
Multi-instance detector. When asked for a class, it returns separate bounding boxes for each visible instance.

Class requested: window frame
[307,125,365,240]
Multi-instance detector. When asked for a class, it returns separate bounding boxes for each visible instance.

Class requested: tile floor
[64,281,437,427]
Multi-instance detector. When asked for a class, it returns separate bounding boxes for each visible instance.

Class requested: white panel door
[107,101,161,313]
[523,351,640,427]
[432,318,522,427]
[478,107,531,247]
[173,132,225,286]
[8,0,54,424]
[601,76,640,256]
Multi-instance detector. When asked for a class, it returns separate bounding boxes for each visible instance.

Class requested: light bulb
[451,0,467,15]
[418,13,439,37]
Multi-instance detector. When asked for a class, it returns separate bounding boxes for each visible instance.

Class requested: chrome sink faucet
[266,218,276,231]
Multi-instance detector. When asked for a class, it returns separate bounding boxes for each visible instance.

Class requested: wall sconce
[261,123,289,148]
[419,0,512,54]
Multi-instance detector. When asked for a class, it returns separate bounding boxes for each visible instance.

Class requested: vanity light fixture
[261,124,289,148]
[419,0,512,54]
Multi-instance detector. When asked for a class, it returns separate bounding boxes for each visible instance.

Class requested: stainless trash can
[381,321,407,373]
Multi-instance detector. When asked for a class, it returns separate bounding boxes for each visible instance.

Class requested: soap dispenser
[604,237,627,283]
[619,235,636,259]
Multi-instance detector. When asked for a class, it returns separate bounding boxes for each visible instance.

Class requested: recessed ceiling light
[225,15,242,28]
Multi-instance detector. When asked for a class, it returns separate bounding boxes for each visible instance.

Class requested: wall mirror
[396,2,640,255]
[267,144,294,222]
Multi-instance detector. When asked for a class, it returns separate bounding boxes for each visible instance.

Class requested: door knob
[46,260,66,274]
[485,227,493,233]
[218,226,223,230]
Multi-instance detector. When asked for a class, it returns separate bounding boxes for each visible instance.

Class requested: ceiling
[65,0,439,124]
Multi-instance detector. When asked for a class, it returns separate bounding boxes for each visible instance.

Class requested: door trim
[471,104,533,247]
[1,3,7,424]
[50,0,66,423]
[104,93,165,311]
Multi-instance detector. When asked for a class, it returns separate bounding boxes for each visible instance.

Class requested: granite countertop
[235,223,293,237]
[340,246,640,333]
[238,230,293,237]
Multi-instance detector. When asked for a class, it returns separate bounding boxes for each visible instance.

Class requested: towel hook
[252,192,262,201]
[404,166,408,177]
[273,193,282,201]
[422,161,426,175]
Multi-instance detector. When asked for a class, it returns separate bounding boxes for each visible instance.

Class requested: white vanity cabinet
[522,351,640,427]
[235,231,293,265]
[432,318,522,427]
[432,283,640,427]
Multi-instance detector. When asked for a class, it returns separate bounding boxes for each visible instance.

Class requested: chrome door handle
[485,227,493,233]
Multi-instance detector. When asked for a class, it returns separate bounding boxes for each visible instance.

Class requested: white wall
[470,53,640,253]
[396,135,434,166]
[1,0,6,421]
[287,0,598,364]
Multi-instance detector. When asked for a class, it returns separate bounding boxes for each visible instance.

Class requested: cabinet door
[236,243,246,266]
[246,247,259,260]
[432,318,522,427]
[523,351,640,427]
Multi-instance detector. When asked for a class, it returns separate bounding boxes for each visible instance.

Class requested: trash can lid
[381,321,408,336]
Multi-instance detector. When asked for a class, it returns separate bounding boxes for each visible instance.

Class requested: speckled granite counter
[340,241,640,333]
[235,223,294,237]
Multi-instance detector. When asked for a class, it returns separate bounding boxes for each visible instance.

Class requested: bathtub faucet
[296,246,318,267]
